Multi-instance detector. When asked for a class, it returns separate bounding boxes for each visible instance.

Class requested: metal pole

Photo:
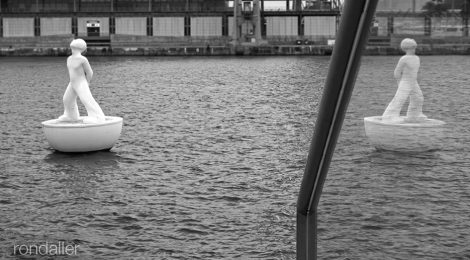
[296,0,379,259]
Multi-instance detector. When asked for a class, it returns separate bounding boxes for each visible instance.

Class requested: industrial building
[0,0,340,50]
[0,0,469,54]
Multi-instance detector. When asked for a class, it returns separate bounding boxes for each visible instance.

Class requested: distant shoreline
[2,44,470,56]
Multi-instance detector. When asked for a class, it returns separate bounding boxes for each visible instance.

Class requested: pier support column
[232,0,241,44]
[253,0,262,42]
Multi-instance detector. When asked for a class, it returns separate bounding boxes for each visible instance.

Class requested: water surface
[1,56,469,259]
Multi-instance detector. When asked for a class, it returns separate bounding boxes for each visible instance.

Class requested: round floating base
[42,116,123,152]
[364,116,446,152]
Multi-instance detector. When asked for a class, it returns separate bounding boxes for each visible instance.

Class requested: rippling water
[1,55,469,259]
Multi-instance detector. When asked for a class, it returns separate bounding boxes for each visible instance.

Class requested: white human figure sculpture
[58,39,105,124]
[382,38,427,123]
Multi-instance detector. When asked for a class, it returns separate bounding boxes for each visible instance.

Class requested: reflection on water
[1,56,469,259]
[44,150,122,171]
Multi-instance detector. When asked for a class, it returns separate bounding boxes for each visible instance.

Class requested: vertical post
[286,0,289,11]
[463,15,469,37]
[147,16,152,36]
[232,0,240,43]
[424,16,431,36]
[294,0,302,11]
[184,15,190,36]
[253,0,262,42]
[296,0,379,259]
[388,16,393,36]
[110,16,115,35]
[72,16,77,37]
[222,15,227,36]
[466,0,469,37]
[34,16,40,36]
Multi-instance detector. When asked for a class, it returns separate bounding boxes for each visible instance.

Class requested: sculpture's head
[400,38,417,51]
[70,39,87,53]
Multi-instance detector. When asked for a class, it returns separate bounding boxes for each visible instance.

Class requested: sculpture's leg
[58,83,80,121]
[382,81,411,121]
[406,83,426,121]
[74,81,105,123]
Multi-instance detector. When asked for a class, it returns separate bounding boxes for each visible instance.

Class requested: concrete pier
[2,38,470,56]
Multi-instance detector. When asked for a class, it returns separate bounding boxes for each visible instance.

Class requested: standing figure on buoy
[58,38,105,124]
[363,38,446,152]
[382,38,427,123]
[42,39,123,152]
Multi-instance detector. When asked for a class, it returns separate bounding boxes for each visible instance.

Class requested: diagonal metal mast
[296,0,379,259]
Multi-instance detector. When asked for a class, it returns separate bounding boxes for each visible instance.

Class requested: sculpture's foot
[82,116,105,124]
[57,115,80,122]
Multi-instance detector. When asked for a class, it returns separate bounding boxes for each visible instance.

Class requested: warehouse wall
[153,17,184,37]
[40,17,72,36]
[190,17,222,36]
[376,0,429,12]
[77,17,109,37]
[115,17,147,36]
[228,16,234,38]
[303,16,335,37]
[376,16,389,36]
[265,16,298,36]
[2,18,34,37]
[393,17,425,35]
[431,17,463,37]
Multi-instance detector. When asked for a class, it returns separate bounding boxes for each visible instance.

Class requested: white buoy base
[42,116,123,152]
[364,116,446,152]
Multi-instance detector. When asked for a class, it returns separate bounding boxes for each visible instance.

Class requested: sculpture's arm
[393,57,406,81]
[82,57,93,83]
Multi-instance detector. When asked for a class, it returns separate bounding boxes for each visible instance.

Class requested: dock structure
[1,0,470,55]
[0,0,340,52]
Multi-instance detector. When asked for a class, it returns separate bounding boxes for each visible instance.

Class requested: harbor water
[1,56,469,259]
